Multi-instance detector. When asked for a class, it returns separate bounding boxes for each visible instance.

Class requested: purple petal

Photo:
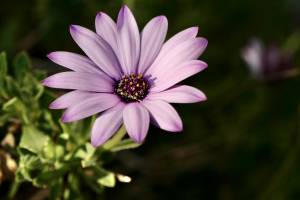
[142,100,183,132]
[161,27,199,52]
[91,102,125,147]
[117,5,140,74]
[144,26,198,75]
[146,37,208,78]
[47,51,103,74]
[95,12,119,56]
[151,60,207,92]
[42,72,113,92]
[147,85,207,103]
[61,93,120,122]
[70,25,121,79]
[138,16,168,73]
[241,39,264,77]
[50,90,96,109]
[123,103,150,143]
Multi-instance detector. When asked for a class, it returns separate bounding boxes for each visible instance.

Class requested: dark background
[1,0,300,199]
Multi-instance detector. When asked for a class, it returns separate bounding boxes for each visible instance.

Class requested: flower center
[115,74,149,102]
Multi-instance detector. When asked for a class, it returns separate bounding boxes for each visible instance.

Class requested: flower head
[43,5,208,147]
[242,38,298,81]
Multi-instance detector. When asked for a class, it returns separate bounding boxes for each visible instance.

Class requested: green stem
[8,181,20,199]
[102,125,127,150]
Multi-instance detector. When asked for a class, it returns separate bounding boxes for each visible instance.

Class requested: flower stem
[8,181,20,199]
[102,125,127,150]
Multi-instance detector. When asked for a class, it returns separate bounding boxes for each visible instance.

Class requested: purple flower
[43,5,208,147]
[242,38,298,81]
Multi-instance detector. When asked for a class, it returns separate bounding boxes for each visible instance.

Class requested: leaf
[111,139,142,152]
[74,143,96,168]
[33,83,44,100]
[0,52,8,98]
[0,52,7,79]
[3,97,29,123]
[33,169,65,188]
[2,97,18,110]
[97,172,116,188]
[5,76,22,98]
[12,52,32,83]
[16,150,42,182]
[19,125,49,154]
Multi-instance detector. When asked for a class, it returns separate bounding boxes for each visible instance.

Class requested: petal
[147,85,207,103]
[241,39,264,76]
[91,102,125,147]
[123,103,150,143]
[47,51,103,74]
[95,12,119,55]
[50,90,96,109]
[42,72,113,92]
[147,37,208,78]
[117,5,140,74]
[142,100,183,132]
[70,25,121,79]
[61,93,120,122]
[151,60,207,92]
[144,26,199,75]
[159,27,199,54]
[138,16,168,73]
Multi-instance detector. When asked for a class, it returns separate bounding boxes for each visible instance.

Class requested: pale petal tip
[69,25,79,35]
[198,92,207,102]
[47,52,54,60]
[47,52,61,62]
[91,139,100,148]
[91,135,106,148]
[61,114,70,123]
[41,79,49,86]
[156,15,167,22]
[49,102,60,109]
[191,26,199,33]
[121,4,130,11]
[96,11,105,19]
[186,26,199,37]
[130,135,145,144]
[69,24,76,31]
[172,123,183,132]
[200,38,208,48]
[200,61,208,69]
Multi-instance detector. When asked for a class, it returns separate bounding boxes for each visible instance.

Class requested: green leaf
[0,52,8,98]
[2,97,18,110]
[75,143,96,168]
[111,139,142,152]
[3,97,29,123]
[0,52,7,78]
[102,125,127,150]
[16,150,42,182]
[5,76,21,98]
[33,169,65,188]
[49,178,63,200]
[12,52,32,83]
[19,125,49,154]
[97,172,116,188]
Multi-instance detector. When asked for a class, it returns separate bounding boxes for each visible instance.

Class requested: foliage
[0,52,139,199]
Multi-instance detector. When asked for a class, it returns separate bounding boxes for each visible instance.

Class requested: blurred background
[1,0,300,199]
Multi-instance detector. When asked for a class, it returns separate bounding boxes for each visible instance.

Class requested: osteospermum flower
[43,5,208,147]
[242,38,298,81]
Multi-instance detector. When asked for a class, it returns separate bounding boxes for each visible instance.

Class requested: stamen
[115,74,149,102]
